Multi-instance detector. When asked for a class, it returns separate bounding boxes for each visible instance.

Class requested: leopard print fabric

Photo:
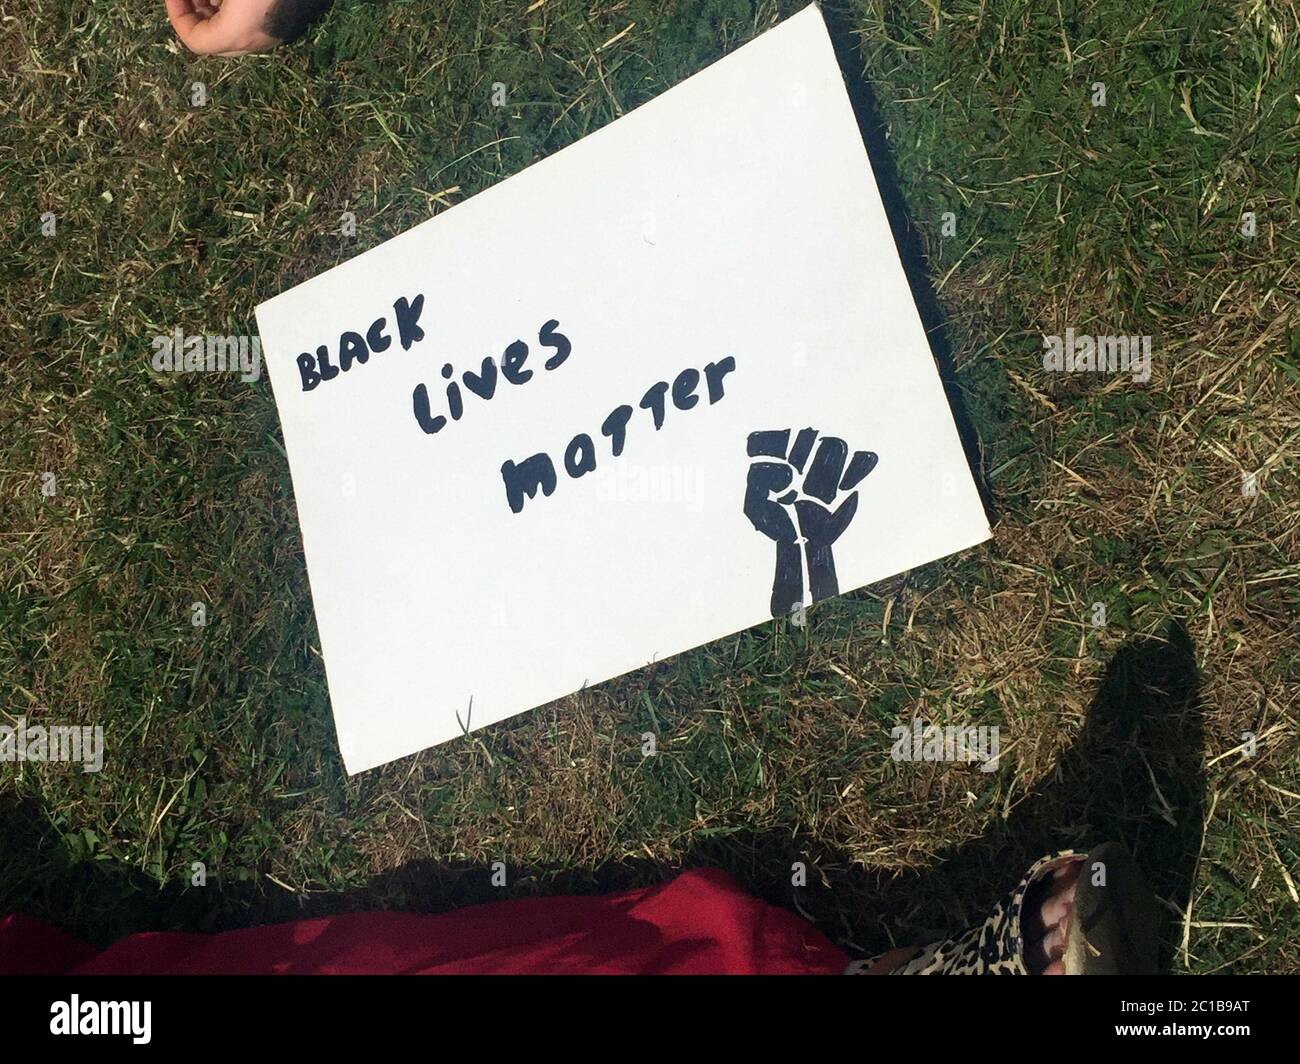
[844,851,1079,975]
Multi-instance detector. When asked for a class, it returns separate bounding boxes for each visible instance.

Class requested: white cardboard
[255,4,991,773]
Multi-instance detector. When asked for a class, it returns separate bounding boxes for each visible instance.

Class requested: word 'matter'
[501,356,736,514]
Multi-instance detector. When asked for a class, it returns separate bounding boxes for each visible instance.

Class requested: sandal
[847,842,1159,974]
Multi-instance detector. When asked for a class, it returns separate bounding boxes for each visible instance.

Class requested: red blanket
[0,868,847,975]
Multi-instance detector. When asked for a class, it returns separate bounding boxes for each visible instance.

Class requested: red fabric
[0,869,847,975]
[0,913,98,975]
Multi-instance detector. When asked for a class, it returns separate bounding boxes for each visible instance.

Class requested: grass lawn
[2,0,1297,973]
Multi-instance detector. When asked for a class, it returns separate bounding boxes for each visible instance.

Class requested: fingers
[840,449,878,491]
[166,0,277,55]
[786,427,818,471]
[803,436,848,503]
[746,428,876,516]
[165,0,221,53]
[744,461,797,542]
[745,460,793,497]
[746,429,790,459]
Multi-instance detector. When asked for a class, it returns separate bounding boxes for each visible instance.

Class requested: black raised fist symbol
[744,428,878,618]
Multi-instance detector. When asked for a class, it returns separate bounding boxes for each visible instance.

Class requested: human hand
[165,0,282,55]
[744,427,878,617]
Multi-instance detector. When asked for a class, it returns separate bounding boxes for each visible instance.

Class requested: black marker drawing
[743,428,878,618]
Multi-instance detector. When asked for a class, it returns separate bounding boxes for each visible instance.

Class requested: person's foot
[1021,855,1084,975]
[862,854,1086,975]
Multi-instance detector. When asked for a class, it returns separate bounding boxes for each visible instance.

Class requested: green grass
[2,0,1297,972]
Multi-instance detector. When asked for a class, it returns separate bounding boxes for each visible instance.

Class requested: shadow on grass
[715,619,1206,972]
[2,622,1204,971]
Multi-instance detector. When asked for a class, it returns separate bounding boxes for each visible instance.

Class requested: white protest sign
[255,4,991,774]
